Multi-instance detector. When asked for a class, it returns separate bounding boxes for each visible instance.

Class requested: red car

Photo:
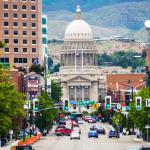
[55,128,73,136]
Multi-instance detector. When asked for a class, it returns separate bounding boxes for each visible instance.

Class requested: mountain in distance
[42,0,150,41]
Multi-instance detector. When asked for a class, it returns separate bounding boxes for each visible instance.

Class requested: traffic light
[136,97,142,110]
[64,100,69,110]
[87,104,89,109]
[125,92,130,106]
[73,104,76,109]
[33,99,39,112]
[105,96,111,109]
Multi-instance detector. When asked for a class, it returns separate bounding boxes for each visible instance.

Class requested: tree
[129,88,150,138]
[51,64,60,73]
[0,41,6,48]
[0,66,26,138]
[29,64,44,76]
[51,80,62,102]
[0,83,26,138]
[35,92,59,131]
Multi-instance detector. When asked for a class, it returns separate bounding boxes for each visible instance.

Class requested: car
[87,119,96,123]
[88,130,98,138]
[90,125,105,134]
[58,120,66,125]
[92,116,100,122]
[83,116,92,122]
[70,131,80,140]
[108,130,120,138]
[73,127,81,134]
[55,128,73,136]
[56,125,66,130]
[76,117,84,124]
[12,145,34,150]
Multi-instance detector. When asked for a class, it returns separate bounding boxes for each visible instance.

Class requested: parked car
[87,119,96,123]
[55,128,72,136]
[76,117,84,124]
[90,125,105,134]
[108,130,120,138]
[70,131,80,140]
[92,116,100,122]
[88,130,98,138]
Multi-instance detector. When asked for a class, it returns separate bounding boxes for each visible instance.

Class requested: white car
[73,127,81,134]
[70,131,80,140]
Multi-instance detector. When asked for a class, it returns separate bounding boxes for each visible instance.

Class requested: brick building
[106,74,145,103]
[0,0,43,67]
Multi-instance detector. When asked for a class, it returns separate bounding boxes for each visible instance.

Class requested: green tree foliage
[51,80,62,102]
[129,88,150,134]
[0,41,6,48]
[112,112,126,128]
[0,66,26,138]
[0,83,26,138]
[29,64,44,76]
[97,50,146,69]
[35,92,59,131]
[51,64,60,73]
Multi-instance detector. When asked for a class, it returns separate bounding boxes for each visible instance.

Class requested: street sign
[117,103,121,109]
[146,99,150,107]
[145,125,150,129]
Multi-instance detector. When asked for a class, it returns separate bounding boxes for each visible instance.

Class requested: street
[33,122,150,150]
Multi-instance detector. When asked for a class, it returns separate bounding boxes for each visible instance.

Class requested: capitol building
[52,6,105,106]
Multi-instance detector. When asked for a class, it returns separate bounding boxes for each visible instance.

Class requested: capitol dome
[64,6,93,41]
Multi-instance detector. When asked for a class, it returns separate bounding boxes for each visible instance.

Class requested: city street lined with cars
[33,120,149,150]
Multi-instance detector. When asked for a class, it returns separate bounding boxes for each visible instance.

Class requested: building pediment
[67,76,91,83]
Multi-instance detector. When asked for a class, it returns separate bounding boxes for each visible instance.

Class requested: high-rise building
[0,0,43,68]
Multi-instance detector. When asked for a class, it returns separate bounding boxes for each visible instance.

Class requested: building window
[42,18,46,24]
[42,38,47,44]
[0,58,9,63]
[14,30,18,35]
[4,30,9,35]
[31,23,36,27]
[22,31,27,35]
[4,13,8,18]
[4,47,9,52]
[23,48,27,52]
[22,0,27,1]
[31,14,36,19]
[14,39,18,44]
[4,4,8,9]
[4,22,9,26]
[14,48,18,52]
[32,48,36,52]
[42,28,47,34]
[13,13,18,18]
[23,39,27,44]
[22,14,27,18]
[4,39,9,44]
[14,58,27,63]
[22,5,26,10]
[13,5,18,9]
[32,31,36,36]
[22,22,27,27]
[31,6,36,10]
[13,22,18,26]
[32,40,36,44]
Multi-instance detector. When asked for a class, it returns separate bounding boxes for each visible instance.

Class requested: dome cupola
[64,5,93,41]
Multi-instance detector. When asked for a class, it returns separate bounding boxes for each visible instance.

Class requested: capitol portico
[58,6,102,104]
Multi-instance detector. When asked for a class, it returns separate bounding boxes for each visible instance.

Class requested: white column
[75,86,77,102]
[75,51,77,71]
[82,50,83,71]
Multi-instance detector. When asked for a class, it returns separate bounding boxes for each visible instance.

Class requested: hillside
[43,1,150,40]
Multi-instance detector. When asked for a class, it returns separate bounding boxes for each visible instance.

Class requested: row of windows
[4,39,37,45]
[4,47,37,53]
[4,4,36,10]
[0,57,37,64]
[3,13,36,19]
[4,30,36,36]
[4,22,36,27]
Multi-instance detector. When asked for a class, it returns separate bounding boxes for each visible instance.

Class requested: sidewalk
[1,140,19,150]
